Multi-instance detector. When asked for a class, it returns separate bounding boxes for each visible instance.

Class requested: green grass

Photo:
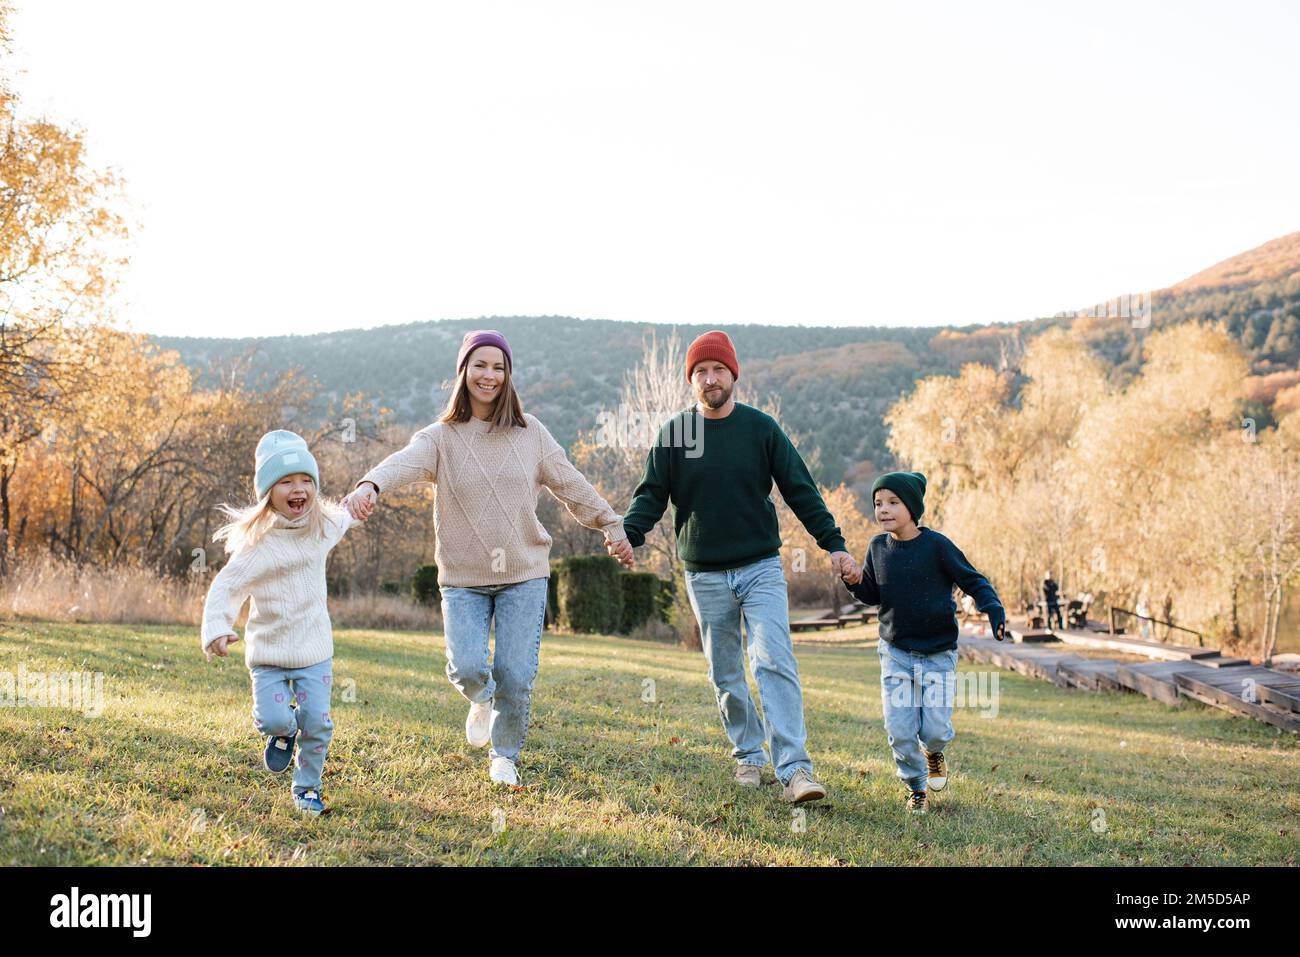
[0,620,1296,866]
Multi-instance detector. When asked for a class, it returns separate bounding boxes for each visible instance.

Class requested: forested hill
[156,318,957,490]
[154,231,1300,493]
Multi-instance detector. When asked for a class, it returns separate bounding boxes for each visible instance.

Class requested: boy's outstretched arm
[939,537,1007,638]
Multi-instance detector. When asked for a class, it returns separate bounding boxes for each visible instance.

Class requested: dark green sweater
[622,403,847,571]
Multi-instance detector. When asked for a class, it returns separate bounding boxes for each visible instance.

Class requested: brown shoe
[924,749,948,792]
[735,764,763,788]
[907,789,928,815]
[781,768,826,804]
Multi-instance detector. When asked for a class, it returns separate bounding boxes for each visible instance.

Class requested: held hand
[845,558,863,585]
[606,537,634,569]
[990,609,1008,641]
[204,633,240,662]
[830,551,862,585]
[346,483,378,521]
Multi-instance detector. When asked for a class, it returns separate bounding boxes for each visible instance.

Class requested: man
[1042,572,1063,631]
[608,330,860,803]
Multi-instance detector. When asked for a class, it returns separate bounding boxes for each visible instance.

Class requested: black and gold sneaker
[907,789,928,815]
[925,749,948,791]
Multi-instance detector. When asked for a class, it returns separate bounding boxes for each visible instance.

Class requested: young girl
[201,430,357,816]
[844,471,1006,816]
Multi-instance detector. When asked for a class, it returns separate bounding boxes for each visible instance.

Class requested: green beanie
[871,471,927,524]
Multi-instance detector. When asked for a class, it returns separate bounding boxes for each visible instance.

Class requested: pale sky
[8,0,1300,338]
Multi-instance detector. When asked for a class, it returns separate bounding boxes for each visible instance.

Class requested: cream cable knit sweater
[200,509,357,668]
[357,413,626,588]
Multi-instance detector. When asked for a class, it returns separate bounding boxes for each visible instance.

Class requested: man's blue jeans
[440,577,548,763]
[683,554,813,785]
[878,638,957,791]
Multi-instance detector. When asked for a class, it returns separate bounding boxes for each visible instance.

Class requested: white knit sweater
[200,510,357,668]
[357,412,625,588]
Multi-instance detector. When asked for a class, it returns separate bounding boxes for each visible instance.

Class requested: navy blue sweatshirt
[845,528,1004,654]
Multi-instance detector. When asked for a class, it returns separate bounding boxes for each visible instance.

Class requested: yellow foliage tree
[0,5,129,572]
[883,321,1291,657]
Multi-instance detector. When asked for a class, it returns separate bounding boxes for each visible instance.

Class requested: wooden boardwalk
[1173,667,1300,732]
[1056,658,1124,692]
[1051,627,1223,661]
[957,629,1300,733]
[1113,660,1207,706]
[793,604,879,633]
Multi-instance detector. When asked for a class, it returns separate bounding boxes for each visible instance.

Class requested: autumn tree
[882,320,1294,658]
[0,3,129,573]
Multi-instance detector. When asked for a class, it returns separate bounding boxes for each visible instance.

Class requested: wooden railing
[1109,606,1204,647]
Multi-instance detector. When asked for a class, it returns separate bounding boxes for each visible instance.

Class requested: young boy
[844,471,1006,815]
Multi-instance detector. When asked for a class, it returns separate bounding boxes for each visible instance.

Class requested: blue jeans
[440,577,548,763]
[249,657,334,796]
[877,638,957,791]
[683,554,813,785]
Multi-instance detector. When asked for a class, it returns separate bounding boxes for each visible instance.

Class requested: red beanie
[685,331,740,384]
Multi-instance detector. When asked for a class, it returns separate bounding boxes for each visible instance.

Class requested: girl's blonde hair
[213,482,350,555]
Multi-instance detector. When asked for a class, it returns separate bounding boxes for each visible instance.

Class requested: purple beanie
[456,330,513,374]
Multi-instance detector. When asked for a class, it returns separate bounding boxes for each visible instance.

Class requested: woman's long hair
[212,484,349,555]
[438,356,527,431]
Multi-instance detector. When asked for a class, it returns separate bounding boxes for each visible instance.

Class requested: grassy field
[0,619,1296,866]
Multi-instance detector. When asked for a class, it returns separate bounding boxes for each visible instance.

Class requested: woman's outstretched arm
[354,424,440,497]
[534,418,627,543]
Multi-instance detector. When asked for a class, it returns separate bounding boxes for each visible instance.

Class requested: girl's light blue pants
[250,657,334,796]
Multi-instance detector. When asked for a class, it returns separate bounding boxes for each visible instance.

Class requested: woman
[344,330,632,786]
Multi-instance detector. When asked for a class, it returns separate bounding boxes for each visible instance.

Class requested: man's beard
[696,383,732,409]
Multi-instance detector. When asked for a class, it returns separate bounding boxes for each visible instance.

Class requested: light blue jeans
[440,577,549,763]
[877,638,957,791]
[683,554,813,785]
[249,657,334,796]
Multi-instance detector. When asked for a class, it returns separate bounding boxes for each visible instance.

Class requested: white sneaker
[466,699,493,748]
[489,756,518,786]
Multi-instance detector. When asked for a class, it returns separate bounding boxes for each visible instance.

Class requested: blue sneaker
[294,789,326,817]
[263,732,296,773]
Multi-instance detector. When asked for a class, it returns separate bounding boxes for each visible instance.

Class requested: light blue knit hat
[254,430,320,499]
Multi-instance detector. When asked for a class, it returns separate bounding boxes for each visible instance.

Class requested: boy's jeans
[250,657,334,796]
[683,554,813,785]
[878,638,957,791]
[440,576,548,763]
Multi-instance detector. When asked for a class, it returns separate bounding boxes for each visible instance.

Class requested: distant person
[1136,593,1152,640]
[845,471,1006,816]
[1042,572,1063,630]
[200,430,360,818]
[344,330,631,788]
[618,330,861,805]
[1069,590,1093,629]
